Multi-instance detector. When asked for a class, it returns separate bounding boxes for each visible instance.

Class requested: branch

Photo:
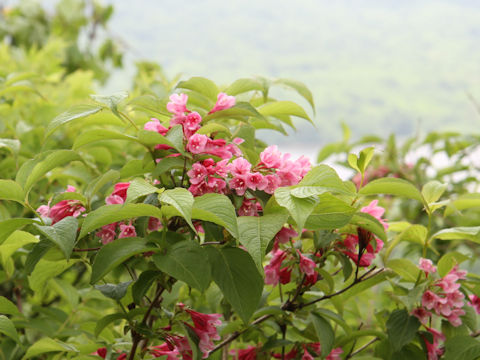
[298,267,384,310]
[347,337,379,358]
[210,314,272,354]
[73,247,101,252]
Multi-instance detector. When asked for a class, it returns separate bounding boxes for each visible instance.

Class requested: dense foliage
[2,2,480,360]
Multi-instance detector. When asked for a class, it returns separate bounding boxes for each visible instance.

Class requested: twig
[347,337,379,358]
[210,314,272,354]
[73,247,100,252]
[298,267,383,309]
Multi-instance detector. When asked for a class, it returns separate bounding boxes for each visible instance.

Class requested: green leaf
[340,270,389,301]
[192,193,238,239]
[73,129,140,150]
[90,91,128,110]
[125,178,161,203]
[159,188,195,231]
[348,153,361,173]
[0,315,20,343]
[258,101,312,123]
[21,150,82,195]
[46,104,102,138]
[24,240,54,275]
[305,194,356,230]
[274,187,317,230]
[0,180,24,204]
[152,156,185,177]
[437,252,469,277]
[422,181,447,205]
[431,226,480,243]
[91,237,157,283]
[0,297,20,316]
[386,309,420,352]
[95,313,128,337]
[443,336,480,360]
[274,78,315,111]
[196,122,231,136]
[153,241,211,291]
[85,169,120,201]
[94,281,132,300]
[0,138,20,157]
[0,219,37,245]
[176,76,219,102]
[138,125,185,155]
[79,203,162,239]
[359,178,423,203]
[203,102,264,121]
[315,308,351,334]
[132,270,162,304]
[387,259,420,282]
[310,312,334,356]
[33,217,78,260]
[237,214,288,270]
[445,193,480,216]
[28,259,79,296]
[205,246,263,323]
[350,212,387,242]
[295,165,355,196]
[224,78,263,95]
[22,337,78,359]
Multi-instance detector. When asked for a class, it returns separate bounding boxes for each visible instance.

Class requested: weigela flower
[209,92,236,114]
[233,345,257,360]
[183,308,222,358]
[167,93,189,115]
[297,250,316,276]
[37,185,85,224]
[264,250,287,285]
[118,223,137,238]
[419,258,437,275]
[468,294,480,314]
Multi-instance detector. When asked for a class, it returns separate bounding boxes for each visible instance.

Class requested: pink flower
[246,172,267,191]
[148,217,161,232]
[111,182,130,201]
[144,118,169,135]
[37,205,50,217]
[279,266,292,284]
[238,199,260,217]
[187,163,208,185]
[118,223,137,238]
[422,290,443,310]
[48,199,85,224]
[96,223,117,244]
[297,250,316,276]
[264,250,287,285]
[301,347,314,360]
[187,133,209,154]
[233,137,245,145]
[445,308,465,327]
[361,200,388,230]
[209,92,236,114]
[260,145,282,169]
[229,176,248,196]
[419,258,437,275]
[263,174,281,194]
[326,348,343,360]
[412,307,432,324]
[183,111,202,138]
[207,177,227,193]
[106,194,125,205]
[468,294,480,314]
[422,328,445,360]
[184,308,222,358]
[234,346,257,360]
[167,93,189,115]
[172,336,193,360]
[149,343,180,359]
[274,226,298,246]
[228,157,252,177]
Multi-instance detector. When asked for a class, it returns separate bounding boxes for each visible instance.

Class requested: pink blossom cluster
[37,185,85,224]
[339,200,387,267]
[95,182,160,244]
[186,145,311,197]
[415,262,467,327]
[264,247,317,287]
[147,305,223,359]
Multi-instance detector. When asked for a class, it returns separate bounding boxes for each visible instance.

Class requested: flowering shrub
[0,76,479,360]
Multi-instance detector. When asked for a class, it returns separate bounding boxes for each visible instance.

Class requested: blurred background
[1,0,480,159]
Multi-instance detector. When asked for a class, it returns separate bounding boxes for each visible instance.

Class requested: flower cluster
[416,262,467,327]
[37,185,85,224]
[338,200,387,267]
[264,247,317,287]
[144,92,311,201]
[412,259,470,359]
[95,182,160,244]
[148,305,223,359]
